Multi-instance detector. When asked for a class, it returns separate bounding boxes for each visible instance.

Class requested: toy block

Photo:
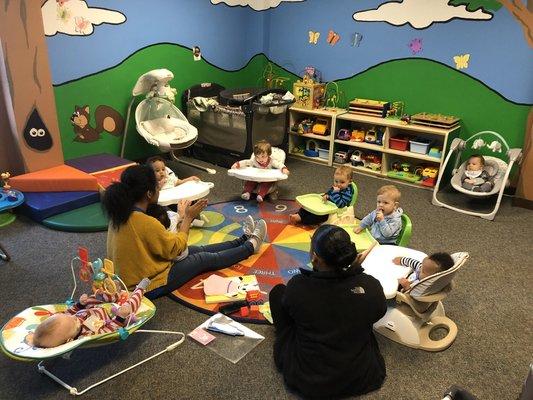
[9,165,99,192]
[240,306,250,317]
[19,191,100,222]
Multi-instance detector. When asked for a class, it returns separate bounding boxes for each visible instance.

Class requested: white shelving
[288,106,461,189]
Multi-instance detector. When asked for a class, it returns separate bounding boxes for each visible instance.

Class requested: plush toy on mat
[229,140,289,202]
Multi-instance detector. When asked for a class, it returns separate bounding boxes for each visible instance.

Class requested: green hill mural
[54,45,529,162]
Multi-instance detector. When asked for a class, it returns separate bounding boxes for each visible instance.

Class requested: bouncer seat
[432,131,522,220]
[374,251,469,352]
[0,249,185,396]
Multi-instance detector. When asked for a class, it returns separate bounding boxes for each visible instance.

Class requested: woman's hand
[355,242,376,264]
[184,199,208,220]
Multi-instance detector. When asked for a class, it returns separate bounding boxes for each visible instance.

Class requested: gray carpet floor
[0,156,531,400]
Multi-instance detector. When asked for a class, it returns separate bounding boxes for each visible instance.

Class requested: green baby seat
[396,213,412,247]
[296,182,358,216]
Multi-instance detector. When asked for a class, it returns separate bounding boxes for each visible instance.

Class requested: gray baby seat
[432,131,522,220]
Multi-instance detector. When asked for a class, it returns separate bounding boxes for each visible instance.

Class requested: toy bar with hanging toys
[69,247,129,307]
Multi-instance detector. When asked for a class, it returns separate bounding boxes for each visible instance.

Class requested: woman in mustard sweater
[103,165,266,299]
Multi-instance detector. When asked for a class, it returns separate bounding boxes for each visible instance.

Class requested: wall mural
[211,0,304,11]
[42,0,126,36]
[70,105,124,143]
[353,0,493,29]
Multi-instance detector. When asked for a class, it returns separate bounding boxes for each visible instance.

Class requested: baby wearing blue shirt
[354,185,403,245]
[290,165,354,226]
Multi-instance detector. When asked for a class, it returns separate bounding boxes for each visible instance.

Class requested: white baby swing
[121,68,216,174]
[432,131,522,220]
[0,249,185,396]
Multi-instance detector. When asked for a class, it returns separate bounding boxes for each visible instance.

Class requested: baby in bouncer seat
[29,278,150,348]
[461,154,494,192]
[392,253,454,291]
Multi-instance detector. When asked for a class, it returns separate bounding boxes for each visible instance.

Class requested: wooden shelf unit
[288,106,461,189]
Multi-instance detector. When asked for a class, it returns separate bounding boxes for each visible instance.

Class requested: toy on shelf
[428,146,442,158]
[348,98,390,118]
[304,140,320,157]
[1,172,11,190]
[421,166,439,187]
[365,126,384,145]
[324,81,344,109]
[351,129,365,142]
[411,112,460,129]
[334,151,348,164]
[400,114,411,124]
[0,172,21,203]
[387,101,405,118]
[389,136,410,151]
[293,66,325,110]
[293,118,314,134]
[350,150,365,167]
[363,152,382,171]
[337,128,351,141]
[312,118,330,135]
[387,161,423,183]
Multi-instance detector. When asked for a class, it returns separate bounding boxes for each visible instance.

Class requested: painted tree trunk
[0,0,63,173]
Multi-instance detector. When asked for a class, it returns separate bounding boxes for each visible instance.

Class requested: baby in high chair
[29,278,150,348]
[461,154,493,192]
[231,140,289,202]
[290,165,354,225]
[147,156,199,190]
[393,253,454,291]
[354,185,403,244]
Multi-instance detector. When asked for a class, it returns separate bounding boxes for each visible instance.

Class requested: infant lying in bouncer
[29,278,150,348]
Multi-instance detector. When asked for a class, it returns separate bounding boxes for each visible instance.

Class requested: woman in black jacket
[269,224,387,399]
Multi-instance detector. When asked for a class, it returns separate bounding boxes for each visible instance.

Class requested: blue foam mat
[18,191,100,222]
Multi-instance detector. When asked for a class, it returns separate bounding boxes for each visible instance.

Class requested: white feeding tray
[227,167,288,183]
[158,181,214,206]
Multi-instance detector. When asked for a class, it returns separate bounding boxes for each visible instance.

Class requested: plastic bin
[409,137,432,154]
[389,136,409,151]
[318,148,330,160]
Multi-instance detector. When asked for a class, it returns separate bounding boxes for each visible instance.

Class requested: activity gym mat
[170,200,314,323]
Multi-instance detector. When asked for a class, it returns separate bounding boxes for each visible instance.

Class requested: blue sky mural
[45,0,533,104]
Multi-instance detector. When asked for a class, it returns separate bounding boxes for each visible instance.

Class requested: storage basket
[318,148,330,160]
[409,137,432,154]
[389,136,409,151]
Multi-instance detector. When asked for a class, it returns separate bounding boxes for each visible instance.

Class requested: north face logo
[351,286,365,294]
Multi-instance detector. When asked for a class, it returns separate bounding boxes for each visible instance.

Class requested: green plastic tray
[338,224,377,252]
[296,194,338,215]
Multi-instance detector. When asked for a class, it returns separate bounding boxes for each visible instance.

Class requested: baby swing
[432,131,522,220]
[0,248,184,396]
[121,68,216,174]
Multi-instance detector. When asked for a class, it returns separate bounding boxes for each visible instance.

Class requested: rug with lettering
[169,200,315,324]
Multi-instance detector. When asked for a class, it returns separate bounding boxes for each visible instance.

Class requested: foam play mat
[170,200,312,323]
[42,202,108,232]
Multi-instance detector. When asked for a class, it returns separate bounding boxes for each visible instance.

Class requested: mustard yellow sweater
[106,211,188,292]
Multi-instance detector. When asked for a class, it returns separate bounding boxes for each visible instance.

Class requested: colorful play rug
[170,200,315,324]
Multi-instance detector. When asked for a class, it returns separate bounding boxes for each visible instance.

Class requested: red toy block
[240,306,250,317]
[249,305,261,318]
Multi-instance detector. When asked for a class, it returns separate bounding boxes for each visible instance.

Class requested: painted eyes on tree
[29,128,46,137]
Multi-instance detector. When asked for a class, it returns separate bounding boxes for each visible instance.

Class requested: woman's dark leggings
[146,235,254,298]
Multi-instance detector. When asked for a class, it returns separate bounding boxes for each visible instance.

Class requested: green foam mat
[42,202,108,232]
[0,212,16,227]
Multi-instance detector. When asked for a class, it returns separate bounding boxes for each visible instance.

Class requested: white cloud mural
[211,0,304,12]
[353,0,493,29]
[42,0,126,36]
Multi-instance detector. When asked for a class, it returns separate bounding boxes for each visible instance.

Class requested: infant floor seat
[374,251,469,352]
